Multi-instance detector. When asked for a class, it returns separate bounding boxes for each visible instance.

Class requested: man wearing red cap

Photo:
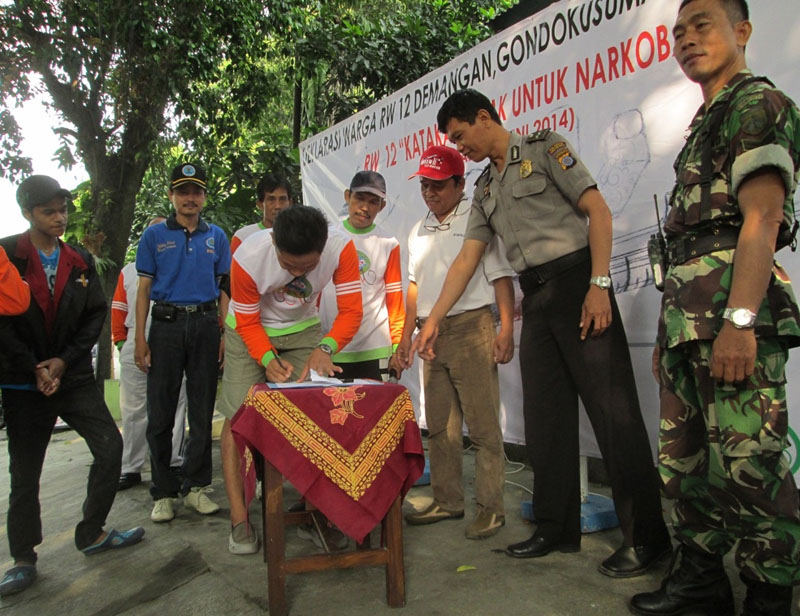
[399,145,514,540]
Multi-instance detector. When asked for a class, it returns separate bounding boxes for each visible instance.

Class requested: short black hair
[257,173,292,202]
[437,89,502,134]
[272,205,328,255]
[679,0,748,22]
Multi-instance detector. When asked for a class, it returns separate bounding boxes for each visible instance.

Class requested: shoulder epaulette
[474,164,491,187]
[526,129,551,142]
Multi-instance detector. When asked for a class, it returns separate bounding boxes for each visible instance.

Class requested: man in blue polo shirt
[134,162,231,523]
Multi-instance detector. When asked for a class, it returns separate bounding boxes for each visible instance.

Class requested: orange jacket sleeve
[230,234,243,255]
[110,270,128,344]
[0,246,30,316]
[321,240,363,353]
[383,244,405,347]
[231,257,275,365]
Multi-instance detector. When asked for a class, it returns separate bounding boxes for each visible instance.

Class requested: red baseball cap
[408,146,464,180]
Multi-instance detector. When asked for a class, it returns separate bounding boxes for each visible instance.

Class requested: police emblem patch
[548,142,576,170]
[520,160,533,178]
[182,165,196,177]
[559,155,575,170]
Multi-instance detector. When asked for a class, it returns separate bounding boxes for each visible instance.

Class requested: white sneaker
[229,522,260,555]
[151,498,175,523]
[184,487,220,515]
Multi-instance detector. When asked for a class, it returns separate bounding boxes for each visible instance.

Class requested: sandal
[81,527,145,556]
[0,565,37,597]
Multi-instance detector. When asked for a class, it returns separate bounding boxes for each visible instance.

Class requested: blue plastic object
[414,458,431,486]
[520,493,619,534]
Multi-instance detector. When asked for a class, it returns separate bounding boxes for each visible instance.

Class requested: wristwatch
[317,343,333,355]
[589,275,612,290]
[723,307,757,329]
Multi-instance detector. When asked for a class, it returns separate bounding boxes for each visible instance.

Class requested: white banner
[300,0,800,479]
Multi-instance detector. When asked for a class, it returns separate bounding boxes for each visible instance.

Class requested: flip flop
[0,565,37,597]
[81,527,145,556]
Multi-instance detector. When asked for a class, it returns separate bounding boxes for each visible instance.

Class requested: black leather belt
[666,226,739,267]
[156,301,217,313]
[518,247,590,294]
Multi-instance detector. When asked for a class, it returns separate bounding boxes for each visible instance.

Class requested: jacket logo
[76,274,89,287]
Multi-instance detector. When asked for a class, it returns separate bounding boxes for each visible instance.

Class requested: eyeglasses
[423,208,459,232]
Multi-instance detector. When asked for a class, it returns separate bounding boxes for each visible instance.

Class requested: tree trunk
[86,157,151,383]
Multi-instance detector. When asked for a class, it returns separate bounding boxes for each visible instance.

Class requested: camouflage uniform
[658,70,800,585]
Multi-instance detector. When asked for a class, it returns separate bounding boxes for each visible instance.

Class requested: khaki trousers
[422,307,504,515]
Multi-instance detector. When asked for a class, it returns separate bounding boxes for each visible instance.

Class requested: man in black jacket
[0,175,144,598]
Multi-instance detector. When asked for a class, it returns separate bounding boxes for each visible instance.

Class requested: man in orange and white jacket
[221,204,362,554]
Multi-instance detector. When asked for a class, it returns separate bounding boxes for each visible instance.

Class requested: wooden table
[231,382,424,615]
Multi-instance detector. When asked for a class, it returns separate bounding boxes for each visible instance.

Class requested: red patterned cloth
[231,383,424,542]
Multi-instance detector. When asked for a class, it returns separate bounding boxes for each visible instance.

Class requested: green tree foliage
[270,0,513,131]
[0,0,271,378]
[0,0,514,380]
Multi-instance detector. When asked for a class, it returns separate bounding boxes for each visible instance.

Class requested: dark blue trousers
[146,310,220,500]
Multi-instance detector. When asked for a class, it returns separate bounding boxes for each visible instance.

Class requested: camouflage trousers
[659,338,800,585]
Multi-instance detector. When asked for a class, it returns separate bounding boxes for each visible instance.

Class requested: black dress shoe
[598,543,672,578]
[117,472,142,491]
[505,534,580,559]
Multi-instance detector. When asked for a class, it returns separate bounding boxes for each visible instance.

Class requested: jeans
[3,382,122,562]
[146,310,220,500]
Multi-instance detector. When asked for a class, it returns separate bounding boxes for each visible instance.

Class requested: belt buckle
[184,304,198,313]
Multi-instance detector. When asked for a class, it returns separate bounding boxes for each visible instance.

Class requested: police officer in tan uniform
[414,89,670,578]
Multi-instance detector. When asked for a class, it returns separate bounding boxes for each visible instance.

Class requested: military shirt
[658,70,800,349]
[464,130,597,272]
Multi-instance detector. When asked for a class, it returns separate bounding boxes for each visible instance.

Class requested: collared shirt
[410,196,513,318]
[135,213,231,305]
[465,129,596,272]
[658,70,800,348]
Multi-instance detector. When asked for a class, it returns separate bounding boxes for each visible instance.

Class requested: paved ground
[0,422,797,616]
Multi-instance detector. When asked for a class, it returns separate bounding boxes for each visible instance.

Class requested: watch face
[318,343,333,354]
[732,308,753,327]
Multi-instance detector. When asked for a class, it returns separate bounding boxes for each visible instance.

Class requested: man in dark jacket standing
[0,175,144,598]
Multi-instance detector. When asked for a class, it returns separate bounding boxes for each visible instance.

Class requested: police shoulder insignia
[547,141,576,170]
[526,129,551,142]
[520,159,533,178]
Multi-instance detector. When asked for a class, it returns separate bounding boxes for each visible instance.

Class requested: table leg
[384,495,405,608]
[265,459,288,616]
[260,452,268,565]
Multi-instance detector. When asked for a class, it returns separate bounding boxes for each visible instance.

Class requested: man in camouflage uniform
[631,1,800,615]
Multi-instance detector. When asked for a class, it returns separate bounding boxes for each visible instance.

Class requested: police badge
[520,160,532,178]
